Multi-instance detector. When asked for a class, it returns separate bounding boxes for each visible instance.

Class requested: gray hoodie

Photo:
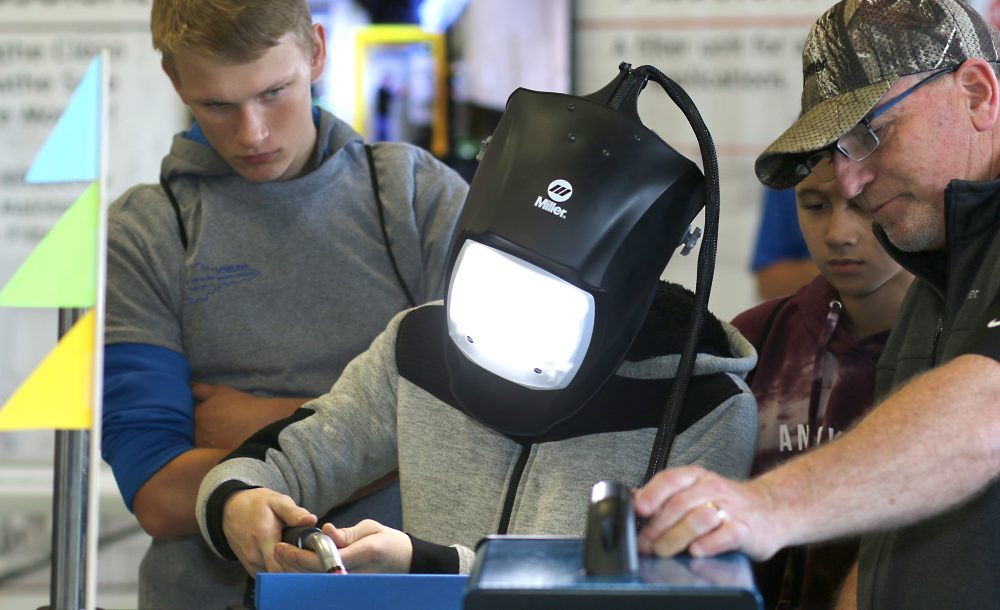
[104,109,468,610]
[197,288,759,575]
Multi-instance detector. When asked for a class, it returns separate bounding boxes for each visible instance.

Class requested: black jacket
[858,176,1000,610]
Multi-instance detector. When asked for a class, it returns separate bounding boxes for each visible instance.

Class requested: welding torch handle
[281,526,347,574]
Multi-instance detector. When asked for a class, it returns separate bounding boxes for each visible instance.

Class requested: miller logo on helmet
[534,179,574,219]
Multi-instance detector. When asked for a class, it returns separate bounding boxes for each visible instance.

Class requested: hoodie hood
[617,281,756,381]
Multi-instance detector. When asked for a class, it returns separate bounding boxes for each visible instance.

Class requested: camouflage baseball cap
[756,0,1000,189]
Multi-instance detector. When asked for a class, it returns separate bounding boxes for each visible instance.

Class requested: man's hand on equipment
[633,465,784,561]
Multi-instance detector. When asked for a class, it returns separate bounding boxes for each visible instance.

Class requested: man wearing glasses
[631,0,1000,608]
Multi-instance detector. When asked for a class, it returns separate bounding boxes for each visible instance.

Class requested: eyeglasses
[796,67,958,182]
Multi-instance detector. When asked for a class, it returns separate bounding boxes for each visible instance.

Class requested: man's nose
[236,106,268,148]
[832,151,875,203]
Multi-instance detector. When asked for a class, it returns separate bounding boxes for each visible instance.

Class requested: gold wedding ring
[705,500,728,524]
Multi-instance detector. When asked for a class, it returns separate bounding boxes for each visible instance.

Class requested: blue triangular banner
[25,55,101,184]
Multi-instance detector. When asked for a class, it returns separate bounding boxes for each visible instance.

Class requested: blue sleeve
[751,187,811,271]
[102,343,194,511]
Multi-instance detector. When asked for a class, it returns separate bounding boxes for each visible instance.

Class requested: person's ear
[957,58,1000,132]
[309,23,327,82]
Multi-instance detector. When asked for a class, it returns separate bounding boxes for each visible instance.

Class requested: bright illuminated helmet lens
[446,240,595,390]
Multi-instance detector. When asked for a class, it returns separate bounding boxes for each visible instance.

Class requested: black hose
[631,64,721,483]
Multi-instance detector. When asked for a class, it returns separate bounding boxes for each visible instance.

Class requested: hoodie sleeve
[102,343,194,510]
[105,184,187,351]
[405,536,478,575]
[667,384,758,479]
[102,185,194,505]
[196,309,408,558]
[407,535,459,573]
[667,322,759,479]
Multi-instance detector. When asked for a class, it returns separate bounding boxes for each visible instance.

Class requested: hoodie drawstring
[808,299,842,428]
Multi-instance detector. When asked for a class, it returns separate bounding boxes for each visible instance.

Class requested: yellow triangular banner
[0,310,94,430]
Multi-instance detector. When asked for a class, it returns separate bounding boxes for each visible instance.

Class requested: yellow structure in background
[354,25,449,158]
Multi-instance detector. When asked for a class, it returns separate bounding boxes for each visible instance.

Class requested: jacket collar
[874,176,1000,299]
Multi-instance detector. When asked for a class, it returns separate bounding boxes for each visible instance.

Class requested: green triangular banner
[0,182,98,307]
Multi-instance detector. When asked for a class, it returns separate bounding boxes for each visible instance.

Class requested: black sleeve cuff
[205,480,260,561]
[407,533,459,574]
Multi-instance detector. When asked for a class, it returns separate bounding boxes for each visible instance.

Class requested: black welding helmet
[444,63,718,442]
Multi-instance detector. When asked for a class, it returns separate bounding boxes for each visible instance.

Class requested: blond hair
[152,0,314,75]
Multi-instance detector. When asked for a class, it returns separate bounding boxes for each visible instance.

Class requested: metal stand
[46,308,89,610]
[31,49,110,610]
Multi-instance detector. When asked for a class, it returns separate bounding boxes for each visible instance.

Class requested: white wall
[452,0,572,110]
[0,1,183,453]
[0,1,181,607]
[574,0,831,320]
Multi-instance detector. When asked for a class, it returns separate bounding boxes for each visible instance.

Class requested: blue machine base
[255,572,467,610]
